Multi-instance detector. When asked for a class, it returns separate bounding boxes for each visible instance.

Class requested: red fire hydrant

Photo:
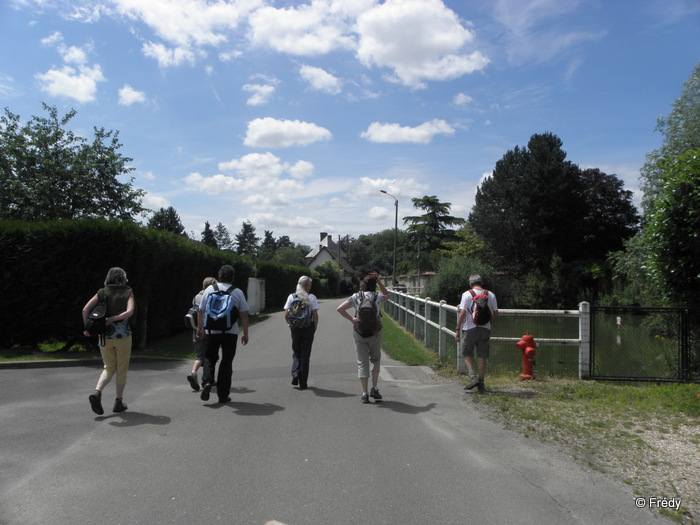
[516,333,536,380]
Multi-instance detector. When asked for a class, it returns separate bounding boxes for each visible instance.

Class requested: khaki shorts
[460,327,490,359]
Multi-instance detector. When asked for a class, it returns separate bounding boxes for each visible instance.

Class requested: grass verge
[380,314,699,524]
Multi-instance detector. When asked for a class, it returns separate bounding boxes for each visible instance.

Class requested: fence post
[424,298,431,348]
[579,301,591,379]
[439,300,447,360]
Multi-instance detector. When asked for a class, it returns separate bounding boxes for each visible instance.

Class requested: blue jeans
[290,324,315,388]
[202,332,238,401]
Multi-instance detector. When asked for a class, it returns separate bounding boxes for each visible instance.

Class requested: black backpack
[469,289,492,325]
[86,288,108,345]
[354,292,381,337]
[288,293,312,329]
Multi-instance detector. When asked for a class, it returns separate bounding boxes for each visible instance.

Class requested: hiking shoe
[464,376,479,390]
[187,372,200,391]
[361,393,370,404]
[89,391,104,415]
[477,381,486,394]
[200,382,212,401]
[370,387,383,400]
[113,399,128,413]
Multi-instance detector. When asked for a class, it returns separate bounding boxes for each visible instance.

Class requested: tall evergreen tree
[235,221,259,258]
[214,222,233,250]
[201,221,217,248]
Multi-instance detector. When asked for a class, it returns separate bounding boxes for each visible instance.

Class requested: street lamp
[380,190,398,287]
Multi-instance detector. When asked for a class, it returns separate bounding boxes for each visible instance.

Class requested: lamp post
[380,190,398,287]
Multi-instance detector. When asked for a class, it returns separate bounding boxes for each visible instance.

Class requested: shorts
[460,327,491,359]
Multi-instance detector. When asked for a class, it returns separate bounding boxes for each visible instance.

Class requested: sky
[1,0,699,249]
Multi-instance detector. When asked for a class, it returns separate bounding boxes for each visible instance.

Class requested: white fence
[386,291,591,379]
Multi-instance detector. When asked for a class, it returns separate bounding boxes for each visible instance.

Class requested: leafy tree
[274,246,307,266]
[235,220,259,258]
[578,168,639,259]
[640,61,700,216]
[201,221,217,248]
[147,206,185,235]
[214,222,233,251]
[0,103,145,221]
[258,230,277,261]
[438,224,485,258]
[642,149,700,307]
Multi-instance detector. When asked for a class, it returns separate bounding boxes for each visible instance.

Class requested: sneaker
[89,391,104,415]
[361,393,370,404]
[200,382,212,401]
[218,397,231,403]
[113,399,128,413]
[370,387,383,400]
[187,372,200,391]
[464,375,479,390]
[291,375,299,386]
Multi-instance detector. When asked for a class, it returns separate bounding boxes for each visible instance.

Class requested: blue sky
[2,0,699,248]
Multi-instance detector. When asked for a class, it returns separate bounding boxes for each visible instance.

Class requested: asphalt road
[0,299,663,525]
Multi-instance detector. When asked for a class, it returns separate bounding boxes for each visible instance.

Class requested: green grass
[381,314,438,366]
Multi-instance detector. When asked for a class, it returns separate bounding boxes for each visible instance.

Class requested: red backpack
[469,289,492,325]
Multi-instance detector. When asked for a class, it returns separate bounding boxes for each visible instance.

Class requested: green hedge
[255,261,310,309]
[0,219,253,348]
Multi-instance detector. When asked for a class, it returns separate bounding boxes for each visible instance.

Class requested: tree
[470,132,639,306]
[438,224,485,258]
[642,149,700,307]
[403,195,465,272]
[258,230,277,261]
[201,221,217,248]
[0,103,145,221]
[214,222,233,251]
[235,220,259,257]
[147,206,185,235]
[640,61,700,216]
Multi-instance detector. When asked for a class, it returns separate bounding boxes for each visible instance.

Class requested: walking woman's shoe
[89,391,104,415]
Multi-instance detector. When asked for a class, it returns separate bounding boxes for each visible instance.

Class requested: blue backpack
[204,284,239,331]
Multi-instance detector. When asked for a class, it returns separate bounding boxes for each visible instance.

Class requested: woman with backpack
[284,276,319,390]
[82,267,136,415]
[336,271,389,403]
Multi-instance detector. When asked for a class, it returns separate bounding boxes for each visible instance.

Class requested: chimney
[320,232,327,241]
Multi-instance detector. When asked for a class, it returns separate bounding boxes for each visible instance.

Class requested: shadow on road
[375,400,437,414]
[94,412,172,426]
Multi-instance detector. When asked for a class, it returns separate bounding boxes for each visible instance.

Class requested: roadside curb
[0,356,185,370]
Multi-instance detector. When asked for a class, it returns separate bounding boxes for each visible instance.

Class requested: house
[305,232,354,282]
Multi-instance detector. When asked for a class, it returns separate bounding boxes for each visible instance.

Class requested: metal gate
[590,306,699,382]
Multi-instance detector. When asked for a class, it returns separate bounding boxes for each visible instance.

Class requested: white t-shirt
[198,283,249,334]
[458,288,498,330]
[283,293,320,312]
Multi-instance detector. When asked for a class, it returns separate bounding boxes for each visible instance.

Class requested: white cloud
[299,64,341,94]
[36,64,105,103]
[247,2,357,56]
[242,83,275,106]
[361,119,455,144]
[355,0,489,89]
[36,31,104,102]
[143,41,198,67]
[453,92,473,106]
[244,117,332,148]
[118,84,147,106]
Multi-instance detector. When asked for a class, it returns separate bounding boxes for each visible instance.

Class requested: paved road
[0,299,663,525]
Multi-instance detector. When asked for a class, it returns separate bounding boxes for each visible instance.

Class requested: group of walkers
[82,264,497,415]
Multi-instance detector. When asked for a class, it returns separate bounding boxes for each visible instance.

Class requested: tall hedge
[255,261,310,309]
[0,219,253,348]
